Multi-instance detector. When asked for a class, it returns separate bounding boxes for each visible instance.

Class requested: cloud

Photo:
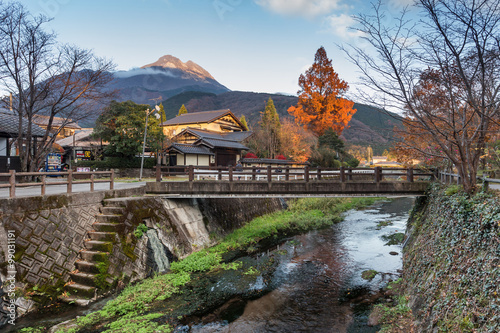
[324,14,364,39]
[113,67,177,79]
[255,0,342,18]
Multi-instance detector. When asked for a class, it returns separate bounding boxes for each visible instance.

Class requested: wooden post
[375,167,381,183]
[285,166,290,181]
[67,170,73,194]
[218,167,222,181]
[317,167,322,181]
[228,166,233,182]
[348,167,353,181]
[90,173,95,192]
[9,169,15,198]
[41,175,46,195]
[110,169,115,190]
[156,164,161,182]
[340,166,345,183]
[252,167,256,181]
[267,166,272,183]
[304,166,309,182]
[188,165,194,182]
[407,167,414,182]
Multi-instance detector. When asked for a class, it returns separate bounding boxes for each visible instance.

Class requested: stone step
[89,231,116,242]
[80,250,108,262]
[103,198,133,207]
[69,272,97,287]
[95,214,122,224]
[64,282,96,299]
[100,206,124,215]
[92,222,123,233]
[84,240,113,252]
[75,260,100,274]
[58,294,92,306]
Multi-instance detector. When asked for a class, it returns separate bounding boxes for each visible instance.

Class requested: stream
[176,197,415,332]
[8,197,414,332]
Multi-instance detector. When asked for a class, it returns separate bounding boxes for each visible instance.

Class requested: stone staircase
[60,199,127,305]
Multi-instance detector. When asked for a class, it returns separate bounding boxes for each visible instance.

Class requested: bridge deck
[145,180,430,198]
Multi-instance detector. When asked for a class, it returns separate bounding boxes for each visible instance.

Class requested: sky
[23,0,413,97]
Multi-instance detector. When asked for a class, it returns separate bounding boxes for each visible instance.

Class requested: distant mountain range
[109,55,229,104]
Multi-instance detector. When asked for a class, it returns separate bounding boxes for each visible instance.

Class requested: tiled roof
[33,115,81,129]
[168,143,214,155]
[198,138,249,150]
[181,128,252,142]
[161,109,232,126]
[55,129,94,147]
[0,109,46,137]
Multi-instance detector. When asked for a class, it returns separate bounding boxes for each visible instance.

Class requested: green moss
[361,269,378,280]
[94,258,113,291]
[382,232,405,245]
[134,224,148,239]
[376,220,393,229]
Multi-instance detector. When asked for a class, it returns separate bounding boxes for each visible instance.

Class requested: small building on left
[0,108,45,172]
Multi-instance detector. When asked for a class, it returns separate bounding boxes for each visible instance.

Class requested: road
[0,180,147,198]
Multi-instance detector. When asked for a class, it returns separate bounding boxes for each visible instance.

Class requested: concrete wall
[0,189,284,320]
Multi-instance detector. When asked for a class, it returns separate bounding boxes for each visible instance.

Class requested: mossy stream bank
[18,196,410,333]
[375,184,500,332]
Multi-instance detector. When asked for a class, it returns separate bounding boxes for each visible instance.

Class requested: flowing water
[147,228,171,273]
[177,197,415,333]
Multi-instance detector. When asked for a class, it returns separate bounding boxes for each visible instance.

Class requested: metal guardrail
[155,166,434,183]
[0,170,115,198]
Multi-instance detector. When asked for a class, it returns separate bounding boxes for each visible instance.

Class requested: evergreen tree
[259,98,281,158]
[177,104,188,116]
[239,115,249,131]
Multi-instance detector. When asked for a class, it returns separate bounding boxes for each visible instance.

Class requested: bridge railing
[155,166,434,183]
[0,170,115,198]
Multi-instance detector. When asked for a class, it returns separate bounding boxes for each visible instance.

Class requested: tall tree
[259,98,281,158]
[94,101,163,158]
[0,2,115,171]
[343,0,500,193]
[177,104,188,116]
[288,47,356,136]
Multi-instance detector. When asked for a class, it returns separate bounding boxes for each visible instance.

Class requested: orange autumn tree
[280,118,317,163]
[288,47,356,136]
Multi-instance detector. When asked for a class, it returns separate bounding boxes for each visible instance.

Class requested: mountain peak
[141,55,215,80]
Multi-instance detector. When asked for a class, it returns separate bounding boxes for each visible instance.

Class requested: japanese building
[162,110,252,167]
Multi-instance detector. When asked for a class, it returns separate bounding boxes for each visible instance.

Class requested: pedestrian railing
[155,166,435,183]
[438,171,500,189]
[0,170,115,198]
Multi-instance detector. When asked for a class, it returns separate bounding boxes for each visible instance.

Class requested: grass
[55,197,381,333]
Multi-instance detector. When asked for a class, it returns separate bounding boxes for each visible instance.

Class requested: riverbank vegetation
[377,184,500,332]
[20,197,378,333]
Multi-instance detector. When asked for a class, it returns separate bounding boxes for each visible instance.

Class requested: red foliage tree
[288,47,356,136]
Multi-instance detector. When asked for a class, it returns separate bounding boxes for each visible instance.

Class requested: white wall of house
[198,155,209,166]
[185,154,198,166]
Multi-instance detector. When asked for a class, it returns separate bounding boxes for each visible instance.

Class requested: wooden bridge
[146,166,434,198]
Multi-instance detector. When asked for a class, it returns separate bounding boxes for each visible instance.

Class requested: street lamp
[140,105,160,181]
